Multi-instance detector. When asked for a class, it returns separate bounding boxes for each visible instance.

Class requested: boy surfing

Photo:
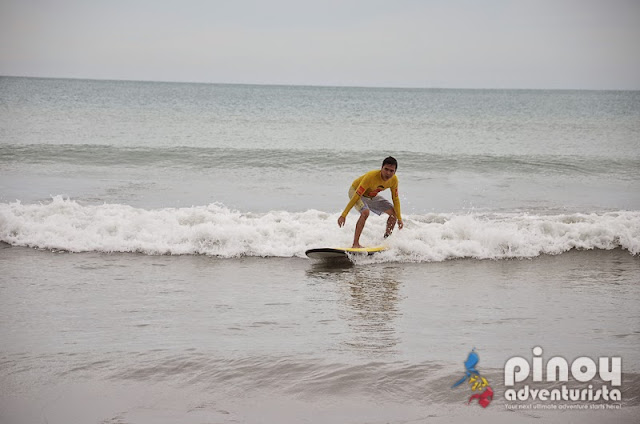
[338,157,403,248]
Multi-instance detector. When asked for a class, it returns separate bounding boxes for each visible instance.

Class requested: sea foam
[1,196,638,261]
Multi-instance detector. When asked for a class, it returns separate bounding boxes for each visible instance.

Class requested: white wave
[1,196,638,261]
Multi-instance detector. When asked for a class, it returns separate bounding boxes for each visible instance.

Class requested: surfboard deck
[305,246,387,259]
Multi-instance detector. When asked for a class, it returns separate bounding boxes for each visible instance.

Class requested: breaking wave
[1,196,638,261]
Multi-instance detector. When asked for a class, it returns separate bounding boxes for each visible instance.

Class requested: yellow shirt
[341,170,402,220]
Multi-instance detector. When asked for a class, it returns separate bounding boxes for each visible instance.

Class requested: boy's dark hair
[382,156,398,170]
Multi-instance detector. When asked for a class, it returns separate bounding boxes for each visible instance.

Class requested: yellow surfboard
[305,246,387,259]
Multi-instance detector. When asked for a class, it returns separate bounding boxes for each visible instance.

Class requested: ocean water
[1,77,639,423]
[1,77,639,259]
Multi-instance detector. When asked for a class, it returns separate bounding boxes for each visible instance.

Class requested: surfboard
[305,246,387,259]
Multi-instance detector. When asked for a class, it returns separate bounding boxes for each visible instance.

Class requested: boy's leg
[353,208,370,248]
[384,208,397,238]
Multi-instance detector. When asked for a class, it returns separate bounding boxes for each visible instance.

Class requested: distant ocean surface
[1,77,639,259]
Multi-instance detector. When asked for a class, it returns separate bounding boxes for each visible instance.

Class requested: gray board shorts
[348,186,393,216]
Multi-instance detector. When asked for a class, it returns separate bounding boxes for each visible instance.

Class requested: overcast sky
[1,0,639,89]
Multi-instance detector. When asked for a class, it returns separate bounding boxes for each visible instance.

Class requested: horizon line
[2,74,638,92]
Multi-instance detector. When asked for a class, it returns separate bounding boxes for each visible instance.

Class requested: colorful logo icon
[452,348,494,408]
